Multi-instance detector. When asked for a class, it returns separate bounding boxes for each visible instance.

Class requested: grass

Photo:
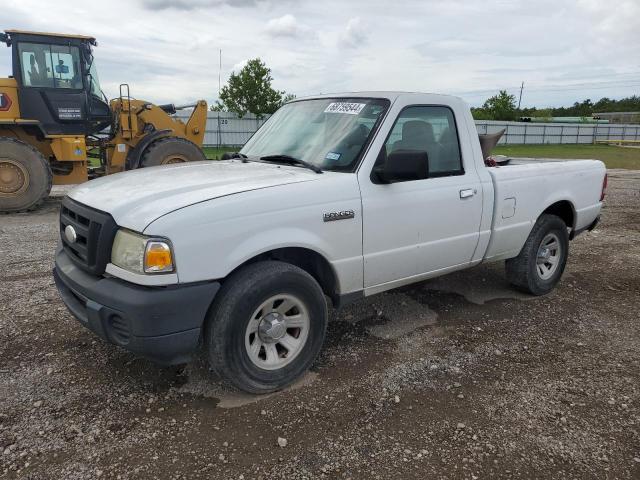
[493,144,640,170]
[95,144,640,170]
[202,146,235,160]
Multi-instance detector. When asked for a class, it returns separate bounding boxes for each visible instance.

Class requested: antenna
[218,49,222,97]
[217,49,222,149]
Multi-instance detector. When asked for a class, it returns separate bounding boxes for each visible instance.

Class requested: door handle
[460,188,476,199]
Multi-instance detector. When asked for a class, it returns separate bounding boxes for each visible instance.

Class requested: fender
[125,129,172,170]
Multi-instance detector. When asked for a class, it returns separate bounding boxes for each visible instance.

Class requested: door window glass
[382,106,463,178]
[18,42,82,89]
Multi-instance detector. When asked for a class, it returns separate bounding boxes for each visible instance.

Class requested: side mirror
[374,150,429,183]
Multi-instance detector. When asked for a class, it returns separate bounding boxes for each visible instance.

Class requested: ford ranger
[53,92,606,393]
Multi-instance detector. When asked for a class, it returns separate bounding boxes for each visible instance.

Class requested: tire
[0,137,52,213]
[505,214,569,296]
[205,261,328,394]
[140,137,205,168]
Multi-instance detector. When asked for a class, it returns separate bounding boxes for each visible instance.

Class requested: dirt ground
[1,170,639,480]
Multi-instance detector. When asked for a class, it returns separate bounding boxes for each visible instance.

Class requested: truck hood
[68,160,320,231]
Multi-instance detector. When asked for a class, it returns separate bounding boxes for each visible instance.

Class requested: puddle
[336,292,438,340]
[364,294,438,339]
[422,264,535,305]
[177,361,318,408]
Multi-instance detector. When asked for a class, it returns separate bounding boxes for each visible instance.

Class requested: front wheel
[506,214,569,296]
[205,261,328,394]
[140,137,205,167]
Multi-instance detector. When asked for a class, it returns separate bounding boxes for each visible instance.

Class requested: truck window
[241,98,390,172]
[18,42,82,89]
[382,106,463,178]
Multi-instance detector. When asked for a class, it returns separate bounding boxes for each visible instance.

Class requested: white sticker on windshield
[324,102,366,115]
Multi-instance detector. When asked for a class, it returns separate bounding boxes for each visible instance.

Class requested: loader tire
[140,137,205,168]
[0,137,52,213]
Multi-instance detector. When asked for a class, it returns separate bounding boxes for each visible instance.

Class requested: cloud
[140,0,255,10]
[2,0,638,108]
[231,59,249,73]
[266,14,300,38]
[339,17,367,48]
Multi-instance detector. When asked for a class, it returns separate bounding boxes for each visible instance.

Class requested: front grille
[60,197,118,275]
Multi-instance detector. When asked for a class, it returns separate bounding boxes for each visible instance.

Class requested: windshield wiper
[259,154,323,174]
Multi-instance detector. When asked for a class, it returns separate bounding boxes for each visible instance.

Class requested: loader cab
[2,30,111,136]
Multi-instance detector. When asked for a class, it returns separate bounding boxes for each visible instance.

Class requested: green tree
[212,58,292,117]
[470,107,493,120]
[281,93,297,104]
[535,108,553,122]
[482,90,517,121]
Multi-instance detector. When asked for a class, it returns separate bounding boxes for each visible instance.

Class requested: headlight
[111,229,175,274]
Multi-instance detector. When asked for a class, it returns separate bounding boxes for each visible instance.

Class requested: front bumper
[53,249,220,365]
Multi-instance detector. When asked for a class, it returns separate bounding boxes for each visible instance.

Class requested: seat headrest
[402,120,435,143]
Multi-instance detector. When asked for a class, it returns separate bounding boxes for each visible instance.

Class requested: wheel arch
[224,247,341,306]
[540,200,576,232]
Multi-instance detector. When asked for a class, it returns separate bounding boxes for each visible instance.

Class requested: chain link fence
[176,112,640,147]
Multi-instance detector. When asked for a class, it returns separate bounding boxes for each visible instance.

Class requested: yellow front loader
[0,30,208,213]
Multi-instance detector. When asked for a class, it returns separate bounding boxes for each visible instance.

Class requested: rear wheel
[205,261,328,394]
[505,214,569,295]
[0,137,52,213]
[140,137,205,168]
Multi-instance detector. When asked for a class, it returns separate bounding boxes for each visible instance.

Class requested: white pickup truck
[53,92,606,393]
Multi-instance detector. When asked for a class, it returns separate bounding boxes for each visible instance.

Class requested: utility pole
[517,81,524,110]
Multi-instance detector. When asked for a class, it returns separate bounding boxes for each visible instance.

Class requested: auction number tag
[324,102,366,115]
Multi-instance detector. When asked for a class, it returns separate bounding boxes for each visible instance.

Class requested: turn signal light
[144,241,174,273]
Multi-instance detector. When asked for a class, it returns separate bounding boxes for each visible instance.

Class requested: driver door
[359,105,483,289]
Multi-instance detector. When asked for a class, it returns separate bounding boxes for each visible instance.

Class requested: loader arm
[184,100,207,146]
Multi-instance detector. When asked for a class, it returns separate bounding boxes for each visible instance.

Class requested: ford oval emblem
[64,225,77,244]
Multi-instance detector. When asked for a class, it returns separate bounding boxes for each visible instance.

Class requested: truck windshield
[241,98,390,172]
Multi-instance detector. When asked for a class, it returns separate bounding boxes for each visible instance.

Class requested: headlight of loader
[111,229,175,274]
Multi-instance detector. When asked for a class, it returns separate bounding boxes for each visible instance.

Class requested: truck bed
[482,157,605,262]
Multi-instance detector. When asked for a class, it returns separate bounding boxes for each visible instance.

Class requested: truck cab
[1,29,111,136]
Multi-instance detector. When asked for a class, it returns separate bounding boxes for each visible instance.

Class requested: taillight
[600,173,607,201]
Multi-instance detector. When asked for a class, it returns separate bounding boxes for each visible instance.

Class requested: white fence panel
[176,111,640,147]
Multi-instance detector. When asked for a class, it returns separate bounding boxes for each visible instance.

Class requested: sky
[1,0,639,109]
